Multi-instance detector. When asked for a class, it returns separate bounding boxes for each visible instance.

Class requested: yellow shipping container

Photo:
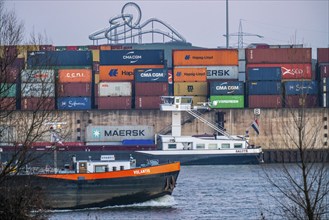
[192,96,208,106]
[174,82,208,96]
[17,45,39,59]
[95,73,100,84]
[92,50,100,62]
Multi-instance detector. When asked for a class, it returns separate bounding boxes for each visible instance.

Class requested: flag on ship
[251,119,260,135]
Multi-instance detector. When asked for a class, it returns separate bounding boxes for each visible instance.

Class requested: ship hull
[2,163,180,210]
[134,150,263,165]
[1,149,263,166]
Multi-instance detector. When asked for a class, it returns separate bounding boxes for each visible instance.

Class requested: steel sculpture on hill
[89,2,186,44]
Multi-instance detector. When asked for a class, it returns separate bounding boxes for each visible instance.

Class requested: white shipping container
[206,66,239,80]
[98,82,132,97]
[21,83,55,97]
[21,69,55,83]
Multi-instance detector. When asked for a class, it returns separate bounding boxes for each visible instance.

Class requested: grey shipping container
[98,82,132,97]
[85,125,154,142]
[21,83,55,97]
[206,66,239,80]
[21,69,55,83]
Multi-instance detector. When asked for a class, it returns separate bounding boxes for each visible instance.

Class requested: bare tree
[0,1,68,218]
[263,88,329,219]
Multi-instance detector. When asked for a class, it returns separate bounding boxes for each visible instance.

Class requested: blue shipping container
[57,97,91,110]
[100,50,164,65]
[122,139,155,145]
[284,81,318,95]
[210,81,244,95]
[27,51,92,67]
[247,67,281,81]
[248,81,282,95]
[134,68,168,82]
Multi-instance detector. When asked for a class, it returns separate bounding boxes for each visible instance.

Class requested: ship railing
[157,109,208,135]
[186,109,237,140]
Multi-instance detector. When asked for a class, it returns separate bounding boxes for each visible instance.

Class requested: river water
[49,164,327,220]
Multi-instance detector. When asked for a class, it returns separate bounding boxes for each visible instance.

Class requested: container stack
[57,68,92,110]
[0,57,24,110]
[172,49,239,105]
[98,49,165,109]
[317,48,329,107]
[134,68,169,109]
[27,50,93,110]
[20,69,56,110]
[246,48,314,108]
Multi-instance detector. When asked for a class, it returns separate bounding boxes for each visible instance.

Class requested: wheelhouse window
[208,144,217,149]
[168,144,176,149]
[234,143,243,148]
[221,143,230,149]
[94,165,107,173]
[196,144,205,149]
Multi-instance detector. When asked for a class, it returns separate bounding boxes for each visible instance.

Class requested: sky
[5,0,329,56]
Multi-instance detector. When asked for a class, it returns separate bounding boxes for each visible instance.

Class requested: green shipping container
[210,95,244,108]
[174,82,208,96]
[0,83,16,97]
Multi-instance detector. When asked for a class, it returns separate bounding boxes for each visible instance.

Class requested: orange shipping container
[173,67,207,82]
[99,65,164,81]
[58,69,92,83]
[173,49,238,66]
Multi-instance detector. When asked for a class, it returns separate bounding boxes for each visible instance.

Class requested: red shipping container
[88,45,100,50]
[66,46,78,51]
[57,83,91,97]
[1,67,19,83]
[246,48,311,64]
[317,48,329,63]
[246,63,312,80]
[39,45,55,51]
[135,82,168,96]
[320,65,329,78]
[285,95,318,108]
[135,96,162,109]
[0,98,16,110]
[21,97,55,110]
[97,96,131,110]
[248,95,282,108]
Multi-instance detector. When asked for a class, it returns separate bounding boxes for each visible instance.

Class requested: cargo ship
[3,155,180,209]
[134,96,263,165]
